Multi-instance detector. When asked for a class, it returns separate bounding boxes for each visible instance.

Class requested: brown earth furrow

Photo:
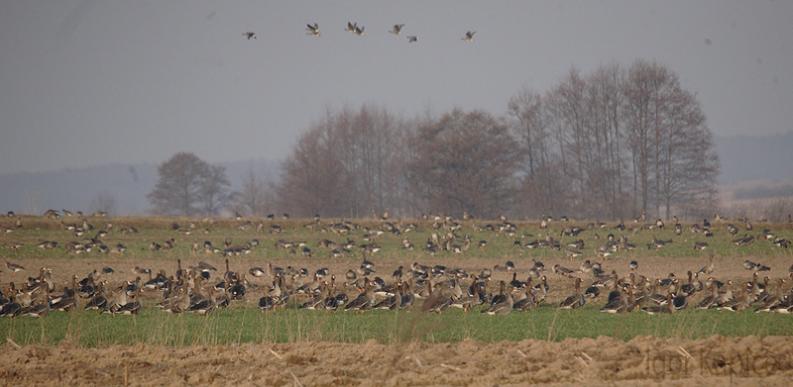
[2,336,793,386]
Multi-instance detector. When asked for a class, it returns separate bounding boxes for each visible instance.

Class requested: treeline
[149,60,720,220]
[275,60,718,220]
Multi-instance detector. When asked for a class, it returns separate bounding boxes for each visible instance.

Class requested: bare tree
[507,61,718,220]
[148,152,230,216]
[407,109,522,218]
[272,61,719,220]
[232,167,270,216]
[277,117,346,216]
[200,165,231,216]
[622,60,719,219]
[277,105,414,217]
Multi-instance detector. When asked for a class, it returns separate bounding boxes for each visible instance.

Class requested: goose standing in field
[112,288,141,315]
[694,241,708,250]
[697,258,715,275]
[134,266,151,276]
[642,293,674,315]
[744,260,770,272]
[600,279,625,313]
[6,261,24,273]
[373,283,401,310]
[559,278,585,309]
[84,282,109,311]
[421,281,451,312]
[552,264,575,277]
[399,282,414,309]
[512,284,537,311]
[484,281,512,315]
[249,266,267,278]
[671,290,688,310]
[49,276,78,311]
[345,281,373,311]
[533,275,549,301]
[583,281,601,299]
[188,287,216,315]
[0,293,22,317]
[22,284,50,318]
[258,294,276,311]
[679,271,698,296]
[733,234,754,246]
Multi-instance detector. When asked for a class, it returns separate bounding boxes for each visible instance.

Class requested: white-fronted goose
[389,24,404,35]
[462,30,476,42]
[306,23,320,37]
[484,281,513,315]
[559,278,585,309]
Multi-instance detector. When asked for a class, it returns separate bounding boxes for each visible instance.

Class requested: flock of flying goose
[2,210,793,318]
[242,21,476,44]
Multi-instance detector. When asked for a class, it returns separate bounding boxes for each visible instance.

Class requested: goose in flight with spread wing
[306,23,321,37]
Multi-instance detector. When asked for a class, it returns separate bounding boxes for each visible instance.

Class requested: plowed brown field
[3,336,793,386]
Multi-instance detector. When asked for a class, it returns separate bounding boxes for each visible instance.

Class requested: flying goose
[353,24,365,36]
[306,23,321,37]
[462,30,476,42]
[389,24,404,35]
[407,35,418,43]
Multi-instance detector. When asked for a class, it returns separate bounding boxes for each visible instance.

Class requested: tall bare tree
[277,105,414,217]
[508,61,718,220]
[148,152,231,216]
[200,165,231,216]
[407,109,522,218]
[231,167,271,216]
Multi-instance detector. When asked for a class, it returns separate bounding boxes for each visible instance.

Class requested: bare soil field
[3,336,793,386]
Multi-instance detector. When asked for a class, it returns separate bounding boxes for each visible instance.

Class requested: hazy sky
[1,0,791,175]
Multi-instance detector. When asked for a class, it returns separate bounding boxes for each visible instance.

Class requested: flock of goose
[242,21,476,44]
[1,211,793,318]
[2,253,793,318]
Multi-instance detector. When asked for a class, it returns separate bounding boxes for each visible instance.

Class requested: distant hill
[715,131,793,183]
[0,159,280,215]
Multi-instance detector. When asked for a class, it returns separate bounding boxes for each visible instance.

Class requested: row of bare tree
[508,60,719,219]
[148,60,719,219]
[274,60,719,220]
